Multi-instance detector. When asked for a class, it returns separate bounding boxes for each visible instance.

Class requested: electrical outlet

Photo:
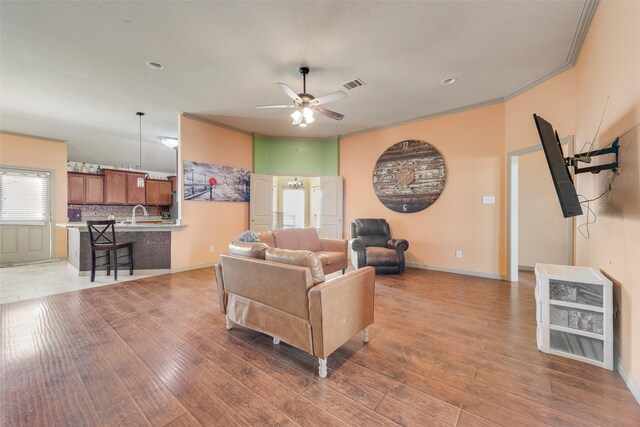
[455,250,462,258]
[209,245,215,253]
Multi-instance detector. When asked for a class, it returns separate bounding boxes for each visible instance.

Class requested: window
[0,169,50,221]
[282,189,304,228]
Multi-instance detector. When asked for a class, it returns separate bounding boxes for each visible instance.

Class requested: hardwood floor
[2,267,638,426]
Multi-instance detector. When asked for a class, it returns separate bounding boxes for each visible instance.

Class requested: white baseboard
[405,262,506,281]
[170,262,216,273]
[617,356,640,406]
[72,262,215,277]
[78,268,171,277]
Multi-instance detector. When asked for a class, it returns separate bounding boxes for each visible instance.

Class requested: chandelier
[287,178,304,189]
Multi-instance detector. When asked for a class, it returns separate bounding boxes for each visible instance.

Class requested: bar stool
[86,220,134,282]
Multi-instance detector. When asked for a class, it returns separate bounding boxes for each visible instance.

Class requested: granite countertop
[57,220,185,231]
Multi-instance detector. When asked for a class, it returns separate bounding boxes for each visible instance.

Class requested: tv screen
[533,114,583,218]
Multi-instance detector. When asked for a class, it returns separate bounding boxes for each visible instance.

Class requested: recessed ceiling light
[145,61,164,70]
[441,77,457,86]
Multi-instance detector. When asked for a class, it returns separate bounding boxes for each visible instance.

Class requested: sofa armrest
[320,238,348,254]
[308,266,375,359]
[388,238,409,252]
[349,238,366,269]
[214,262,226,314]
[387,239,409,273]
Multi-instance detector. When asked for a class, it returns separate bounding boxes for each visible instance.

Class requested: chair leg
[90,251,96,282]
[318,358,327,378]
[113,248,118,281]
[225,315,233,330]
[106,250,111,276]
[342,269,346,275]
[129,246,133,276]
[361,327,370,343]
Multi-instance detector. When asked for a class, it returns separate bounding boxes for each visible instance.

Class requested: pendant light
[136,112,145,188]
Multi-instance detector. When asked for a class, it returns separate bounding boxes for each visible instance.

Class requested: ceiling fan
[257,67,346,127]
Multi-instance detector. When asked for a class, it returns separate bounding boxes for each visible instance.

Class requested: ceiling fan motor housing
[298,93,315,104]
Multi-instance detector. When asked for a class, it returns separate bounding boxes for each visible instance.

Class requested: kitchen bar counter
[57,221,184,276]
[57,220,185,232]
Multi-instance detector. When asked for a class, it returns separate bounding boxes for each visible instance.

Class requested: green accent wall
[253,135,339,176]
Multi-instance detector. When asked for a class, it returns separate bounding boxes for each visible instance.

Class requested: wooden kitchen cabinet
[126,173,147,205]
[85,175,104,203]
[68,173,85,204]
[104,170,127,204]
[104,170,145,205]
[167,175,177,193]
[67,172,104,204]
[145,179,173,206]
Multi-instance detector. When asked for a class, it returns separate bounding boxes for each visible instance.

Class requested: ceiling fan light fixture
[259,66,346,126]
[291,110,302,122]
[303,107,314,121]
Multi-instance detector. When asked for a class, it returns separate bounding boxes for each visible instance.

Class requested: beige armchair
[214,241,375,377]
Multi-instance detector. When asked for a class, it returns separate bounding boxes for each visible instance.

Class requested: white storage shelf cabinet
[534,264,613,370]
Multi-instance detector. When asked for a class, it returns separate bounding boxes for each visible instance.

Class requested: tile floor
[0,260,156,304]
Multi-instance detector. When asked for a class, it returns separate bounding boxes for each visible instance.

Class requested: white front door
[0,168,52,265]
[319,176,343,238]
[249,174,273,232]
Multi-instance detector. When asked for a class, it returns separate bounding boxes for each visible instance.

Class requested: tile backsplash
[68,204,169,221]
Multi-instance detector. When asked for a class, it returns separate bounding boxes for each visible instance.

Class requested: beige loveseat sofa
[214,241,375,377]
[257,228,348,275]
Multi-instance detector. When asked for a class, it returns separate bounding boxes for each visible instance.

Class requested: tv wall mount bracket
[565,138,619,174]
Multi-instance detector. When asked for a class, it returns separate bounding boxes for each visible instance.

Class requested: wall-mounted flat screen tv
[533,114,583,218]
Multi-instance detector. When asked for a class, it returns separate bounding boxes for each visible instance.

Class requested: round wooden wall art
[372,140,446,213]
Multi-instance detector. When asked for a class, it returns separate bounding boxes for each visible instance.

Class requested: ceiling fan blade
[314,107,344,121]
[256,104,295,109]
[276,83,302,103]
[311,90,347,106]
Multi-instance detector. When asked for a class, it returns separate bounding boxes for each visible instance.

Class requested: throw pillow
[235,230,260,243]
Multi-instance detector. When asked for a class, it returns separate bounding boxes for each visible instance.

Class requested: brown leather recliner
[214,241,375,378]
[350,218,409,274]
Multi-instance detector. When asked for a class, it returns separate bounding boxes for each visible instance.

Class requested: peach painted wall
[573,1,640,387]
[0,132,68,258]
[171,116,252,269]
[341,104,506,277]
[518,149,568,268]
[506,1,640,390]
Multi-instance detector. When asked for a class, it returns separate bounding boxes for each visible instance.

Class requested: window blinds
[0,169,50,221]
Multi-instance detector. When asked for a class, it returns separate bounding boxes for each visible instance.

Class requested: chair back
[351,218,391,247]
[87,220,117,247]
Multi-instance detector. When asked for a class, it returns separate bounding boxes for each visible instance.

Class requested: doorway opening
[250,174,343,238]
[0,167,53,266]
[507,137,575,281]
[273,176,320,230]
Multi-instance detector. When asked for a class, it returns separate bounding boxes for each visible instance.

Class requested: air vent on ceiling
[342,78,365,90]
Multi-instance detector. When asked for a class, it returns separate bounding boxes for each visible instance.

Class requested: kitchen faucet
[131,205,148,225]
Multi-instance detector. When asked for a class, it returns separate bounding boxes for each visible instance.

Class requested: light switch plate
[482,195,495,204]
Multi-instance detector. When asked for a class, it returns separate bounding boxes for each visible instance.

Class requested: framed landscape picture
[183,160,250,202]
